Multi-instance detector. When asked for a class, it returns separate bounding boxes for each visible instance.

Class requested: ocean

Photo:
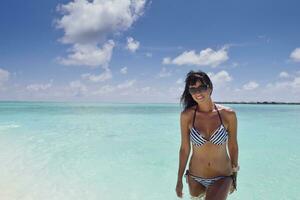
[0,102,299,200]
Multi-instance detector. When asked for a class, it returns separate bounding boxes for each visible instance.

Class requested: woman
[175,70,239,200]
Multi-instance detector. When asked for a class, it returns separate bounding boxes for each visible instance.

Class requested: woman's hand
[175,180,183,198]
[229,172,237,194]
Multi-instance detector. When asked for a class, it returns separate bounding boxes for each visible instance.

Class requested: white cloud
[69,80,87,96]
[232,62,239,67]
[157,67,172,78]
[81,69,112,82]
[126,37,140,52]
[56,0,147,67]
[167,46,229,67]
[162,57,171,64]
[93,85,116,95]
[26,81,52,92]
[56,0,147,44]
[266,82,290,90]
[140,86,151,93]
[0,68,10,86]
[92,79,137,96]
[258,35,271,43]
[117,79,136,89]
[120,67,128,74]
[207,70,232,87]
[279,71,290,78]
[290,48,300,62]
[267,76,300,90]
[261,76,300,102]
[242,81,259,90]
[168,86,184,97]
[145,52,152,57]
[93,82,142,96]
[291,77,300,88]
[58,40,115,67]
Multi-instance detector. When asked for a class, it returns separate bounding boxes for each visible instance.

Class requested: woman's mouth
[196,95,204,100]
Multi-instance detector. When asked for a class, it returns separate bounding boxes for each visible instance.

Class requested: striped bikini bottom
[185,170,234,188]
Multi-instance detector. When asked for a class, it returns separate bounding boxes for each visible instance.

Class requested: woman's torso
[188,104,233,177]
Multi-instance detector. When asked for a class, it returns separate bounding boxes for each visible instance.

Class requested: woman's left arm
[227,109,239,168]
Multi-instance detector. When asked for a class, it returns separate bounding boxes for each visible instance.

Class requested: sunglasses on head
[188,84,209,94]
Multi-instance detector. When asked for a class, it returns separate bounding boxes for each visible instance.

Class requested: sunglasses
[188,84,209,94]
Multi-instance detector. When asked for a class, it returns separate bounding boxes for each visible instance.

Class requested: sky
[0,0,300,103]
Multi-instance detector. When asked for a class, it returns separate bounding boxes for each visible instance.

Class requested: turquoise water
[0,102,299,200]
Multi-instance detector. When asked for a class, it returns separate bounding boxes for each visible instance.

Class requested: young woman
[175,70,239,200]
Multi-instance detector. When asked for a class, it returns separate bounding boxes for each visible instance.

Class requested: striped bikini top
[190,104,228,146]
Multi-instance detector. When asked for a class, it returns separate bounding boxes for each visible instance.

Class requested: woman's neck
[197,99,215,113]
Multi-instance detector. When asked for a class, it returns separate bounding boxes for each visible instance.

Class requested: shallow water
[0,102,299,200]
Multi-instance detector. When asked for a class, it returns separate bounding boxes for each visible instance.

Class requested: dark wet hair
[180,70,213,110]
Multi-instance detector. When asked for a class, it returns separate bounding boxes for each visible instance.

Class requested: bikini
[185,104,234,188]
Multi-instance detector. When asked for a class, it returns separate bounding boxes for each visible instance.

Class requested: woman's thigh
[205,176,232,200]
[186,175,206,197]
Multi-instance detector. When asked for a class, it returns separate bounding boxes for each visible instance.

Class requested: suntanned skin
[176,81,239,200]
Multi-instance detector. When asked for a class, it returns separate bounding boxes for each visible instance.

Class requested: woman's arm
[176,111,191,198]
[177,111,191,181]
[227,109,239,191]
[227,109,239,168]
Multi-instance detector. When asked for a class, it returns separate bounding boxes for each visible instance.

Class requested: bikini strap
[215,104,224,125]
[192,106,197,126]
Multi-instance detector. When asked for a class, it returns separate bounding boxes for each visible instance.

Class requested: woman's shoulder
[215,104,237,127]
[215,103,236,117]
[180,105,196,119]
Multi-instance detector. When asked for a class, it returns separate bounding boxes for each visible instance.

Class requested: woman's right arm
[177,111,191,181]
[175,111,191,197]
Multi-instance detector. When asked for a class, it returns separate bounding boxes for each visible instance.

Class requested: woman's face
[188,81,211,102]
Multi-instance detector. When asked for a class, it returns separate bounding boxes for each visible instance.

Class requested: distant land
[0,101,300,105]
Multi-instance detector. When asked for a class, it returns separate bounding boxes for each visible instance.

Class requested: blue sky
[0,0,300,102]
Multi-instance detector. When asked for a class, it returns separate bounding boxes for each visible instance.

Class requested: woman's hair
[180,70,213,110]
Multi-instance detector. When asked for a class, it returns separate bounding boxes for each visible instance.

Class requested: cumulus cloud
[117,79,136,89]
[56,0,147,67]
[81,69,112,82]
[168,86,184,96]
[242,81,259,90]
[162,57,171,64]
[279,71,290,78]
[92,79,136,96]
[126,37,140,52]
[69,80,87,96]
[269,77,300,89]
[26,81,53,92]
[145,52,152,57]
[157,67,172,78]
[207,70,232,87]
[56,0,147,44]
[232,62,239,68]
[292,77,300,88]
[275,71,300,93]
[258,35,271,43]
[140,86,151,93]
[58,40,115,67]
[264,76,300,102]
[0,68,10,86]
[164,46,229,67]
[290,48,300,62]
[92,85,116,95]
[120,67,128,74]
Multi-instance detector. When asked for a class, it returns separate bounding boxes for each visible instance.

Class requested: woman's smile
[195,94,204,100]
